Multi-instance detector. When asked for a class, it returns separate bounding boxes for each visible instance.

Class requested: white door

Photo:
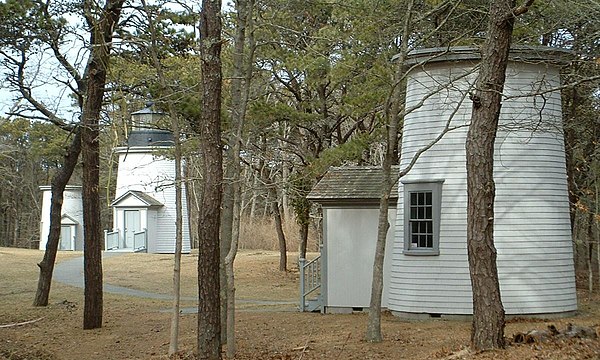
[59,225,73,250]
[124,210,141,249]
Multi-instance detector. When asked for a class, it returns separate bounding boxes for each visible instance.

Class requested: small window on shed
[403,181,443,255]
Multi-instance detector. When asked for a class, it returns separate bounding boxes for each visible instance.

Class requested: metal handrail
[299,255,321,312]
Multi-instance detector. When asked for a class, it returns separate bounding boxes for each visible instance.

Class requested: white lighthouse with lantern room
[105,102,191,253]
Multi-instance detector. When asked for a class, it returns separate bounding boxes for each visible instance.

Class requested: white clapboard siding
[115,148,190,253]
[324,207,396,309]
[39,185,84,251]
[388,51,577,316]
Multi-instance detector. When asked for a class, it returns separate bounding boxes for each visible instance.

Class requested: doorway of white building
[123,210,141,249]
[59,225,74,251]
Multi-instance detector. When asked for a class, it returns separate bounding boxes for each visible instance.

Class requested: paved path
[54,253,297,312]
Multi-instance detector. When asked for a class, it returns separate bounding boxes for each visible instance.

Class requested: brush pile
[513,323,598,344]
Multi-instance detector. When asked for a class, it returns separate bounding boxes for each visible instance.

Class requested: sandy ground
[1,247,599,359]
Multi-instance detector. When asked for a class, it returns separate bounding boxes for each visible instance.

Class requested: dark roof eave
[308,197,398,206]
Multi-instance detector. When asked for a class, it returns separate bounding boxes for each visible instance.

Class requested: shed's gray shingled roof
[307,166,399,203]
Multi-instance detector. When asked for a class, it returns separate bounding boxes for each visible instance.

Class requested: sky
[0,14,84,122]
[0,0,235,121]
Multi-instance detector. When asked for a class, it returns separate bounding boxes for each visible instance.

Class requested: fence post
[299,257,306,312]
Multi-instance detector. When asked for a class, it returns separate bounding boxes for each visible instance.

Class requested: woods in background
[0,0,599,356]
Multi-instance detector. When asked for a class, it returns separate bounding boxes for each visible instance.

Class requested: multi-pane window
[409,191,433,248]
[403,181,443,255]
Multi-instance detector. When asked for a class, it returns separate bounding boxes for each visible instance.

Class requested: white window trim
[402,180,444,256]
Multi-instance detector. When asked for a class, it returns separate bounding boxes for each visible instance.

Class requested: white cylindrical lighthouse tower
[389,47,577,317]
[110,102,190,253]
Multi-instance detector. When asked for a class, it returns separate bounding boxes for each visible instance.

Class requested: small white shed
[307,167,397,313]
[39,185,83,251]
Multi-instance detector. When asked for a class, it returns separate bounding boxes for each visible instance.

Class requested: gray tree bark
[197,0,223,358]
[81,0,125,330]
[466,0,535,351]
[33,128,81,306]
[272,196,287,271]
[222,0,254,356]
[138,0,186,353]
[366,0,413,342]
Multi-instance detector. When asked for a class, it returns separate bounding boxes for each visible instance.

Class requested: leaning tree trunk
[366,0,412,343]
[465,0,534,351]
[272,198,287,271]
[219,149,235,344]
[33,128,81,307]
[81,0,126,330]
[223,0,254,356]
[197,0,223,358]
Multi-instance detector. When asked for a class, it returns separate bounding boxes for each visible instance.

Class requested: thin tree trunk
[272,198,287,271]
[282,161,290,221]
[137,2,185,352]
[295,176,312,260]
[33,128,81,306]
[186,160,201,249]
[262,193,269,218]
[366,190,391,343]
[223,1,254,356]
[366,0,413,343]
[8,210,14,246]
[259,161,288,272]
[465,0,534,351]
[587,211,594,293]
[250,173,258,218]
[240,166,250,216]
[597,183,599,293]
[219,160,233,344]
[574,213,583,271]
[12,210,19,247]
[298,219,308,260]
[564,88,579,232]
[197,0,223,358]
[224,106,248,357]
[225,194,241,358]
[0,210,5,247]
[169,117,183,355]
